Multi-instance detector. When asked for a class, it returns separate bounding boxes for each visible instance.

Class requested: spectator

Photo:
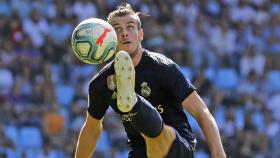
[239,45,266,77]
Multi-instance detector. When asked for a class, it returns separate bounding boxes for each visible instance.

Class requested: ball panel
[102,42,117,61]
[103,49,115,62]
[76,42,91,56]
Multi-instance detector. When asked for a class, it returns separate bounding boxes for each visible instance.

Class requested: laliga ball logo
[71,18,117,64]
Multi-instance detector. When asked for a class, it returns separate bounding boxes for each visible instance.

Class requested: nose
[121,29,128,38]
[122,33,128,38]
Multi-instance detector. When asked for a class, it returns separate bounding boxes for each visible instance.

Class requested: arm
[182,91,226,158]
[75,112,103,158]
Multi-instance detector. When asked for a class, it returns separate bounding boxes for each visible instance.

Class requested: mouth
[122,41,132,45]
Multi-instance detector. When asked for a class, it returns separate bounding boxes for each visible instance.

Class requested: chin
[123,49,131,53]
[117,45,139,57]
[117,47,134,54]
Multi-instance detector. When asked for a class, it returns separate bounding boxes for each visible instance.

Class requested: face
[110,15,144,57]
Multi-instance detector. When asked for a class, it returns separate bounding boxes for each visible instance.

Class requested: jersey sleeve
[160,63,196,102]
[87,81,109,119]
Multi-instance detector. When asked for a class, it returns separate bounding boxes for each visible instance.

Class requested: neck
[131,46,143,66]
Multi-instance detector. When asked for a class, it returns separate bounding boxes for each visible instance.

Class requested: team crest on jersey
[141,82,151,97]
[107,74,116,90]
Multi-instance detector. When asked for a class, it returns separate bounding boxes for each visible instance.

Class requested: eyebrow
[127,21,137,25]
[112,23,120,28]
[112,20,137,28]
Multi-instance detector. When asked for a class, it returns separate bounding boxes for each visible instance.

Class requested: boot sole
[114,51,136,112]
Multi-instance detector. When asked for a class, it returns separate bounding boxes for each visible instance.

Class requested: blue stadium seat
[4,125,18,147]
[24,148,61,158]
[70,65,97,83]
[252,111,265,133]
[18,127,43,149]
[25,149,39,158]
[215,68,239,90]
[205,67,216,82]
[235,107,245,130]
[214,106,225,127]
[267,70,280,92]
[195,150,210,158]
[79,65,97,79]
[181,66,193,80]
[96,131,111,158]
[55,84,74,106]
[0,147,20,158]
[51,64,60,84]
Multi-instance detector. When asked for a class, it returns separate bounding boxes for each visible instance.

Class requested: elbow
[196,109,217,128]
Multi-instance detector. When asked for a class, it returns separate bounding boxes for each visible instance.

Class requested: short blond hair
[107,3,141,29]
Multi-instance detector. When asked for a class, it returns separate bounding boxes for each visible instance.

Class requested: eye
[127,25,135,31]
[114,27,122,34]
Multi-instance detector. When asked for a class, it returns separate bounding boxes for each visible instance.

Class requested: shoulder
[144,50,190,79]
[89,61,114,90]
[144,50,175,68]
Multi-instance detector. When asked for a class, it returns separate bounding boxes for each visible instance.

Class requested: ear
[139,28,144,41]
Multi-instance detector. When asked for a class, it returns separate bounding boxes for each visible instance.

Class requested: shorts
[165,131,196,158]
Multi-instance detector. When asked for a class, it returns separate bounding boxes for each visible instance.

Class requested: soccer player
[75,3,226,158]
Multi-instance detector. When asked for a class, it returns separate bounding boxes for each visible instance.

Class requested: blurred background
[0,0,280,158]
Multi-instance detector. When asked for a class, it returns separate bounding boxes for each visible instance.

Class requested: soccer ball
[71,18,117,64]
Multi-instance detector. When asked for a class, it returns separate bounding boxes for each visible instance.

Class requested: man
[75,3,226,158]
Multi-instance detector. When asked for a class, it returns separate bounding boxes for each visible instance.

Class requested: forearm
[182,91,226,157]
[197,110,226,158]
[75,121,102,158]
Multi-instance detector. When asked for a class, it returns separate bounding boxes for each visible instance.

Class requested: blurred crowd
[0,0,280,158]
